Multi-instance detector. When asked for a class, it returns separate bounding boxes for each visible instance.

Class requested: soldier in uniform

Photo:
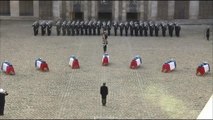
[129,21,134,36]
[134,22,139,36]
[168,22,174,37]
[66,21,71,36]
[80,21,84,35]
[107,21,111,36]
[92,20,97,35]
[102,30,108,53]
[62,21,67,36]
[71,21,75,36]
[161,22,167,37]
[113,21,118,36]
[119,22,124,36]
[83,21,88,35]
[100,83,108,106]
[88,20,93,35]
[0,88,8,116]
[143,22,148,37]
[154,23,160,37]
[40,21,47,36]
[97,20,102,35]
[56,20,62,36]
[139,21,144,36]
[102,21,107,32]
[124,21,129,36]
[149,21,154,36]
[206,27,210,40]
[32,21,39,36]
[175,23,181,37]
[75,20,80,35]
[46,21,53,36]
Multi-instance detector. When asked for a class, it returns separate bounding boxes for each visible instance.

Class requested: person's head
[103,83,106,86]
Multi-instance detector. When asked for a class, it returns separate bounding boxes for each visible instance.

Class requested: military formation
[32,20,181,37]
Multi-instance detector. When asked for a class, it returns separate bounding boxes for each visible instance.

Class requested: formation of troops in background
[32,20,181,37]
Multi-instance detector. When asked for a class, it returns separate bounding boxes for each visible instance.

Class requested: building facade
[0,0,213,21]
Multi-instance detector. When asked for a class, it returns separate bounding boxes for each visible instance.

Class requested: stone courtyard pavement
[0,20,212,119]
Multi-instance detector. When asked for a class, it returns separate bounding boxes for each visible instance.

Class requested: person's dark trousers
[47,29,51,36]
[102,98,106,106]
[103,45,107,53]
[33,28,38,36]
[125,29,128,36]
[139,29,143,36]
[108,29,110,36]
[114,28,117,36]
[155,30,158,36]
[207,35,209,40]
[0,94,5,115]
[144,30,148,36]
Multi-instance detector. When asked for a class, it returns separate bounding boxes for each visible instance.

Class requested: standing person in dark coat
[154,23,160,37]
[97,21,102,35]
[149,21,154,36]
[175,23,181,37]
[161,22,167,37]
[32,21,39,36]
[40,21,47,36]
[84,21,88,35]
[100,83,108,106]
[80,21,84,35]
[143,22,148,37]
[88,20,93,35]
[56,20,62,36]
[168,22,174,37]
[62,21,67,36]
[92,21,97,35]
[102,30,108,53]
[0,88,8,116]
[107,21,111,36]
[139,21,144,36]
[124,21,129,36]
[129,21,134,36]
[46,21,53,36]
[134,22,139,36]
[66,21,71,36]
[113,21,118,36]
[206,27,210,40]
[119,22,124,36]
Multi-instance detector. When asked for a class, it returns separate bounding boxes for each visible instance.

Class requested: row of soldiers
[32,20,181,37]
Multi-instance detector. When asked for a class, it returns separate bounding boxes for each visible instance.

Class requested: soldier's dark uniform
[46,21,53,36]
[175,23,181,37]
[134,22,139,36]
[40,21,47,36]
[149,22,154,36]
[168,22,174,37]
[129,21,134,36]
[154,23,160,37]
[102,21,107,32]
[107,21,111,36]
[92,21,97,35]
[80,21,84,35]
[32,21,39,36]
[0,89,8,116]
[113,21,118,36]
[84,21,88,35]
[161,22,167,37]
[119,22,124,36]
[88,21,93,35]
[71,21,75,36]
[62,21,67,36]
[75,21,80,35]
[139,21,144,36]
[56,20,61,36]
[124,21,129,36]
[143,22,148,37]
[66,21,71,36]
[97,21,102,35]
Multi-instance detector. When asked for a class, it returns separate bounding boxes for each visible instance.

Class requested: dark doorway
[39,1,53,19]
[74,12,83,20]
[174,1,189,19]
[199,1,213,19]
[157,1,168,20]
[127,13,139,21]
[0,0,10,16]
[98,12,112,21]
[19,1,33,16]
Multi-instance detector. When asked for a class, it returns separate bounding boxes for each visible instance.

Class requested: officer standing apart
[100,83,108,106]
[206,27,210,40]
[0,88,8,116]
[102,30,108,53]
